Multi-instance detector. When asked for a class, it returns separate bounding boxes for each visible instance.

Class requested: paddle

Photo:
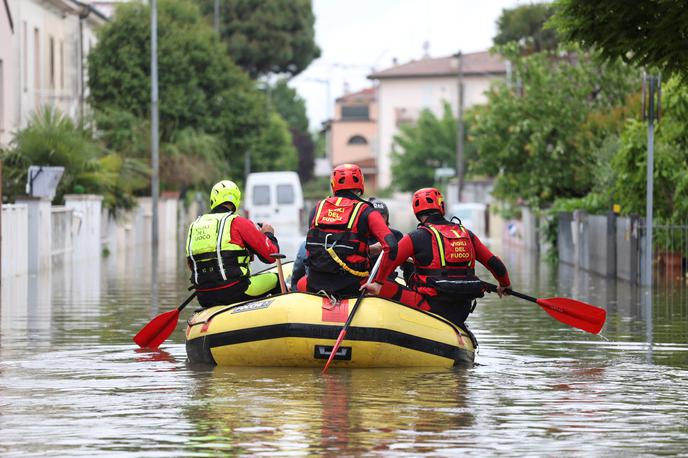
[134,250,289,349]
[483,282,606,334]
[133,292,197,349]
[273,253,288,293]
[322,253,385,373]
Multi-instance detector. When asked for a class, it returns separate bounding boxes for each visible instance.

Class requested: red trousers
[378,280,431,311]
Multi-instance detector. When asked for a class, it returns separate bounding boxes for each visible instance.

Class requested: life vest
[305,196,370,278]
[185,213,250,291]
[410,222,484,298]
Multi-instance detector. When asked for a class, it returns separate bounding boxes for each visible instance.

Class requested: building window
[23,22,27,91]
[341,105,369,120]
[60,41,64,90]
[34,27,40,104]
[0,60,4,131]
[49,36,55,89]
[347,135,368,145]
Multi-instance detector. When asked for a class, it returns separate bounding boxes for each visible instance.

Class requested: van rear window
[252,185,270,205]
[276,184,295,204]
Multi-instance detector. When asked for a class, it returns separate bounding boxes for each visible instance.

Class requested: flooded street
[1,238,687,456]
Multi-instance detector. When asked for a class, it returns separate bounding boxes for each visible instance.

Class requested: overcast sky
[291,0,531,129]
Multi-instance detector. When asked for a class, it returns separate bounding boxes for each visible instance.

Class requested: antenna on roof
[422,40,430,58]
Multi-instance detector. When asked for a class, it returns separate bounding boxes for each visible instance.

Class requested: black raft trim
[187,323,469,365]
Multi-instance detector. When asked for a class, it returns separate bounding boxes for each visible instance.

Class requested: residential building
[328,87,379,192]
[1,0,15,146]
[86,0,129,19]
[2,0,106,144]
[369,51,506,189]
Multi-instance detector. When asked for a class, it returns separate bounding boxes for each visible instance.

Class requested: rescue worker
[299,164,398,296]
[290,240,308,291]
[362,187,510,325]
[186,180,281,307]
[367,197,405,281]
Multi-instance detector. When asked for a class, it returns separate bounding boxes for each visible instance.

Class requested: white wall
[1,203,28,278]
[376,75,500,189]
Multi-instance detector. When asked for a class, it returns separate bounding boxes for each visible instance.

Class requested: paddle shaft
[177,291,198,311]
[322,253,385,373]
[482,281,605,334]
[273,254,288,293]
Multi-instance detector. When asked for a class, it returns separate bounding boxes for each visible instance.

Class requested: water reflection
[183,367,474,455]
[1,241,688,455]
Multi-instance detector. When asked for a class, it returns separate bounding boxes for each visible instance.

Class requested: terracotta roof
[369,51,505,79]
[336,87,376,103]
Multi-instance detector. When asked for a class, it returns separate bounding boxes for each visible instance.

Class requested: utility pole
[455,51,464,202]
[642,74,660,288]
[151,0,160,309]
[214,0,220,34]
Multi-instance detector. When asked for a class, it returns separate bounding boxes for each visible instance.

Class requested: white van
[244,171,305,237]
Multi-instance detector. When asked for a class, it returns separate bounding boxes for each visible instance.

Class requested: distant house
[325,87,380,192]
[368,51,507,189]
[85,0,129,19]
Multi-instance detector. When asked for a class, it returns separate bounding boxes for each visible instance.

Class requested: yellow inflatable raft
[185,292,477,368]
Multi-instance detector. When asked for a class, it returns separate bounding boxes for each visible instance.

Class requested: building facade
[369,51,506,189]
[1,0,15,146]
[0,0,105,147]
[328,87,379,192]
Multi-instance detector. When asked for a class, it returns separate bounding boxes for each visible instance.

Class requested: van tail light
[244,209,249,219]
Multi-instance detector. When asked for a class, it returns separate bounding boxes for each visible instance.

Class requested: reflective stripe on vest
[426,225,447,267]
[186,216,202,285]
[216,212,232,281]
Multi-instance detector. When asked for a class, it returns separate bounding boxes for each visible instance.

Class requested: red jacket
[375,216,510,295]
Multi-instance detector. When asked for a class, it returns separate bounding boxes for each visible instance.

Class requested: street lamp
[151,0,160,309]
[454,51,464,203]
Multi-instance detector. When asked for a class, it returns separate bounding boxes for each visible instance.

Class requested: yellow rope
[326,247,369,277]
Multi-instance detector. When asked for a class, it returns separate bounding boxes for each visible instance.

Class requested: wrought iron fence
[638,222,688,290]
[652,223,688,295]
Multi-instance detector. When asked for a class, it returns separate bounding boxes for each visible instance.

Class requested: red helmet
[331,163,364,194]
[412,187,445,216]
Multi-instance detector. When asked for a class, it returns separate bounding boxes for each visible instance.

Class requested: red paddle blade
[322,329,347,374]
[132,309,181,349]
[536,297,606,334]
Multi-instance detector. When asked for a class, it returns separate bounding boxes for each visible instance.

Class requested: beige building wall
[3,0,104,141]
[376,75,499,189]
[329,91,379,191]
[331,122,376,165]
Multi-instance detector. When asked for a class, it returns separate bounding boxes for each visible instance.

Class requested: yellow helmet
[210,180,241,211]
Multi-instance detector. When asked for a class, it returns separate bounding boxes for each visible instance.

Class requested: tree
[198,0,321,78]
[551,0,688,78]
[269,79,309,133]
[1,108,148,209]
[391,103,457,192]
[611,78,688,221]
[468,47,637,209]
[88,0,268,163]
[494,3,558,52]
[251,112,298,172]
[268,78,314,181]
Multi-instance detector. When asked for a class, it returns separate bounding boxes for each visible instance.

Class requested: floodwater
[1,237,687,456]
